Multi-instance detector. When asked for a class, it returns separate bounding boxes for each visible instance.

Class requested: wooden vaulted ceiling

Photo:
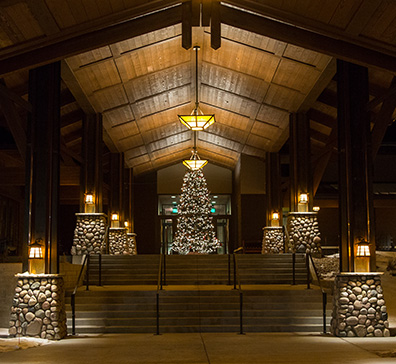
[1,0,396,177]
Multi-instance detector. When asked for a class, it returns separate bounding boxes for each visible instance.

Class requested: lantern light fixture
[183,149,208,170]
[272,211,280,221]
[111,213,119,221]
[29,239,44,259]
[178,46,215,131]
[124,221,129,228]
[299,193,308,204]
[356,240,371,272]
[313,206,320,212]
[84,193,94,205]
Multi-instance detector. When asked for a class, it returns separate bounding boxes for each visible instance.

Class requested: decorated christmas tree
[172,168,220,254]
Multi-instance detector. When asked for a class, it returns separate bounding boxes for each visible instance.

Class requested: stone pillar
[262,227,284,254]
[331,273,389,337]
[71,213,107,255]
[9,274,67,340]
[287,212,321,254]
[109,228,129,255]
[127,233,137,255]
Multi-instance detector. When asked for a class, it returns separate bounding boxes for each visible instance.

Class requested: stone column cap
[336,272,383,277]
[287,212,318,216]
[109,227,128,231]
[127,232,137,236]
[262,226,284,230]
[15,272,64,278]
[75,212,107,217]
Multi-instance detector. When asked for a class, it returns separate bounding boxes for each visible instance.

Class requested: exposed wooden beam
[0,81,32,112]
[372,77,396,160]
[220,4,396,73]
[0,5,183,76]
[308,109,336,129]
[317,89,337,108]
[26,0,60,35]
[0,80,26,162]
[61,109,84,128]
[366,82,396,112]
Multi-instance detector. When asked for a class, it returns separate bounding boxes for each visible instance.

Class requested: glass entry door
[160,218,175,254]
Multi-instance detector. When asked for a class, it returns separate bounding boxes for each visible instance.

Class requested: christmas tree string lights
[172,168,220,254]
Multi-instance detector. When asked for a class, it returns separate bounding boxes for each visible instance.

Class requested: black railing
[155,253,164,335]
[306,253,328,334]
[233,247,244,334]
[70,254,89,336]
[292,252,296,285]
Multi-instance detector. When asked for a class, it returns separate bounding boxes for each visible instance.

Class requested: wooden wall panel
[103,105,135,127]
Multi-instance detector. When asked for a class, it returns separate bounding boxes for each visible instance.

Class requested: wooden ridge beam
[0,5,182,76]
[220,5,396,73]
[308,109,336,129]
[371,77,396,160]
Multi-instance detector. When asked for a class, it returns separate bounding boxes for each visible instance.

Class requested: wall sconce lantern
[111,212,120,228]
[355,240,370,272]
[271,211,280,227]
[313,206,320,212]
[124,221,129,228]
[299,193,308,204]
[28,239,44,274]
[84,192,95,213]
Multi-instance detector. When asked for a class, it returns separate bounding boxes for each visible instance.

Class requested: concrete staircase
[66,254,331,334]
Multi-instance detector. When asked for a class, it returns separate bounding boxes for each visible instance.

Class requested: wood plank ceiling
[0,0,396,176]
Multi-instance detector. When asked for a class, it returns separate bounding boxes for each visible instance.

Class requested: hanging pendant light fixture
[183,131,208,170]
[178,46,215,131]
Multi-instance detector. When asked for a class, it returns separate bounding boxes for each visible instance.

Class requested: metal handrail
[306,253,328,334]
[233,247,244,335]
[155,252,164,335]
[70,254,89,336]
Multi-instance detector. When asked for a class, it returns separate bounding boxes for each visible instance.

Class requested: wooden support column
[123,168,134,232]
[337,60,375,272]
[24,62,60,273]
[289,113,312,212]
[109,153,125,224]
[80,114,103,213]
[266,152,282,226]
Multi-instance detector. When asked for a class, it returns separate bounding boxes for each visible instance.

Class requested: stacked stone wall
[109,228,130,255]
[9,274,67,340]
[71,213,107,255]
[331,273,389,337]
[262,227,284,254]
[287,212,321,254]
[127,233,137,255]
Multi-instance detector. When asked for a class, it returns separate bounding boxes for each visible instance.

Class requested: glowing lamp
[272,212,280,221]
[355,241,370,272]
[183,149,208,170]
[29,239,43,259]
[124,221,129,228]
[85,193,94,204]
[313,206,320,212]
[111,213,119,221]
[299,193,308,204]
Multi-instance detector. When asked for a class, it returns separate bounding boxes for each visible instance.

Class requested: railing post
[306,254,310,289]
[163,252,167,286]
[156,292,160,335]
[233,253,237,290]
[98,253,102,286]
[160,255,163,291]
[292,252,296,285]
[239,292,244,335]
[227,253,231,285]
[71,294,76,336]
[323,291,327,334]
[86,254,90,291]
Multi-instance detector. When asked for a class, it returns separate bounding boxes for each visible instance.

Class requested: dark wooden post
[337,60,375,272]
[289,112,312,212]
[80,114,103,212]
[109,153,125,223]
[266,152,282,226]
[124,168,134,232]
[24,62,61,273]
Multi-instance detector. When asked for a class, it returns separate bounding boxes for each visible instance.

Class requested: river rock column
[71,213,107,255]
[109,227,129,255]
[331,273,389,337]
[262,227,284,254]
[287,212,321,254]
[9,274,67,340]
[127,233,137,255]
